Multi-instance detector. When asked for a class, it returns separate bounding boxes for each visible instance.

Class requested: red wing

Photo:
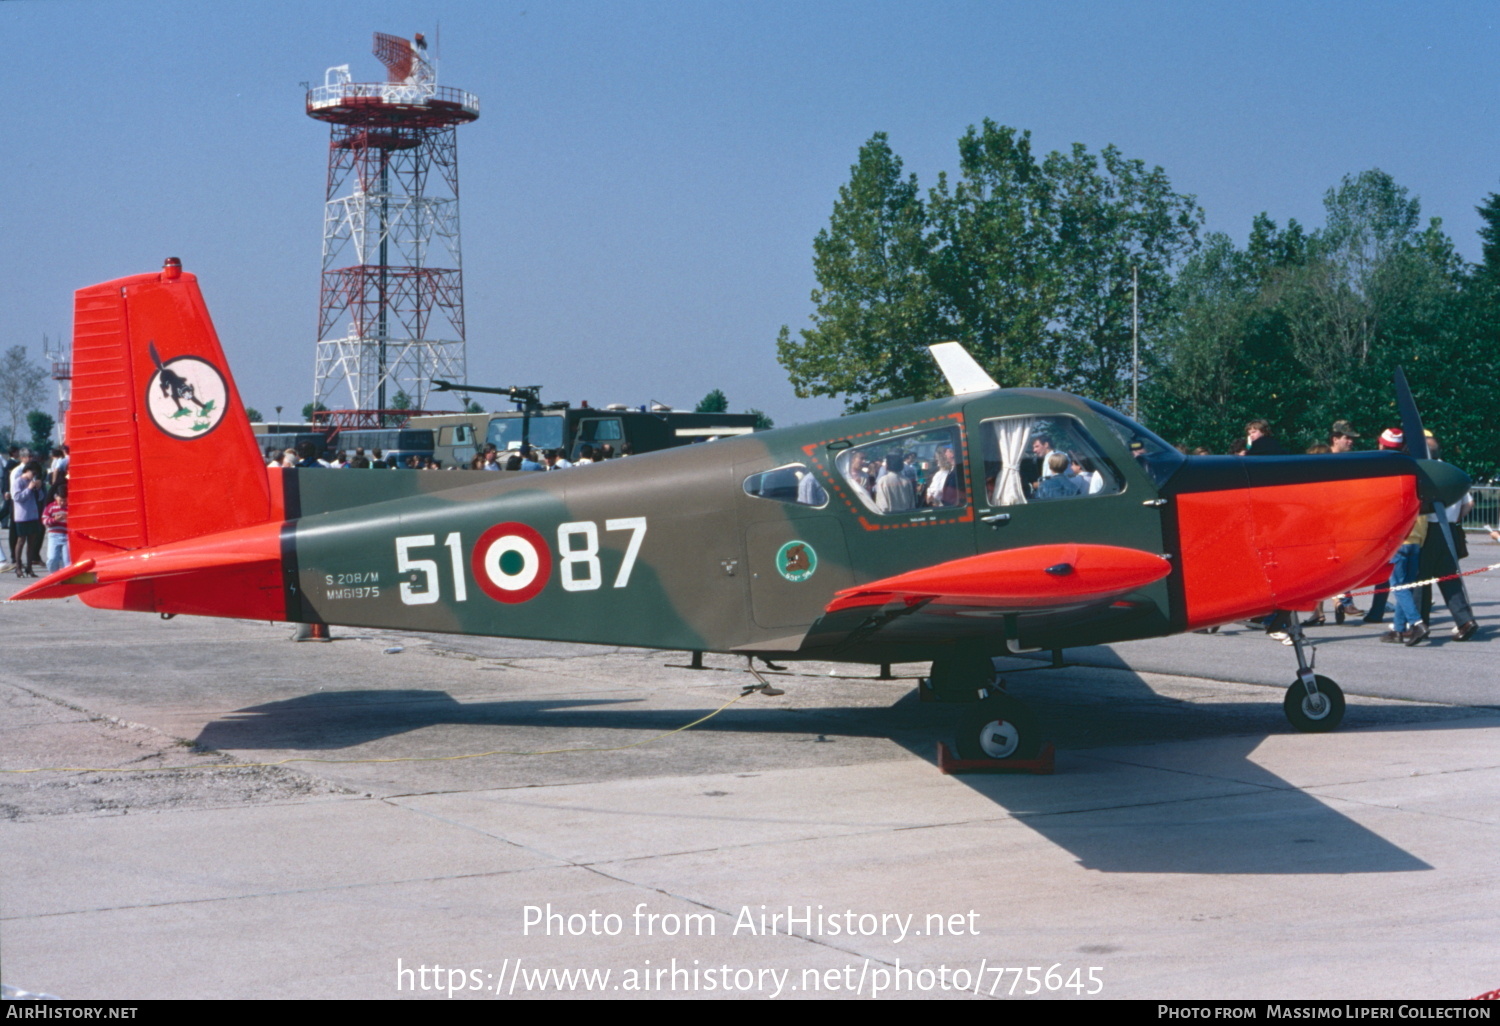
[826,544,1172,615]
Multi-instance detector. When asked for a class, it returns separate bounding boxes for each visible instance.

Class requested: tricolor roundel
[472,522,551,603]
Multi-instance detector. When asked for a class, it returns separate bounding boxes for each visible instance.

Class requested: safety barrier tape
[1345,561,1500,597]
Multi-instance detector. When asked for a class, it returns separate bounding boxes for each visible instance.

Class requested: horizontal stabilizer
[929,342,999,395]
[827,543,1171,614]
[9,521,284,603]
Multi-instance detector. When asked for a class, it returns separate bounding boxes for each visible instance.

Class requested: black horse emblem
[150,342,208,414]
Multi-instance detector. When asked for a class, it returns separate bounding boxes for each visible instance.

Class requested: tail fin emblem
[146,342,228,439]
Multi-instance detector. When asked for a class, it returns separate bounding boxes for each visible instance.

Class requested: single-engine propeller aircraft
[12,261,1471,761]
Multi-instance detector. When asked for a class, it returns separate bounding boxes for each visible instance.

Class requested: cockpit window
[980,415,1124,506]
[835,424,966,514]
[1080,399,1186,488]
[743,464,827,507]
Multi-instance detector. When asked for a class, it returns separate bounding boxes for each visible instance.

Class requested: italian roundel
[472,522,552,603]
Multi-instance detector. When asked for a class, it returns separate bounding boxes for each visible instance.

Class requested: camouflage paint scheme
[18,265,1465,733]
[285,391,1174,664]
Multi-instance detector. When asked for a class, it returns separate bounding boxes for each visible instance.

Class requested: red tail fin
[32,260,290,620]
[68,259,272,559]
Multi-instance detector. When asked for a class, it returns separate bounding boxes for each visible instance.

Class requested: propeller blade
[1393,367,1467,575]
[1430,502,1462,569]
[1392,366,1426,458]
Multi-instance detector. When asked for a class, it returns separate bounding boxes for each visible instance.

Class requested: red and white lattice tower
[306,32,479,416]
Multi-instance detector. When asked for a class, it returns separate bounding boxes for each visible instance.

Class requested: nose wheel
[1285,675,1345,733]
[1269,611,1346,733]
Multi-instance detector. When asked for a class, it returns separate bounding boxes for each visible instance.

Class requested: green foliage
[1475,187,1500,286]
[746,408,774,431]
[783,140,1500,478]
[390,391,412,411]
[27,410,55,451]
[695,389,729,414]
[778,124,1202,411]
[777,133,943,412]
[302,401,328,421]
[244,407,264,423]
[1,345,48,438]
[1148,170,1500,478]
[464,399,485,414]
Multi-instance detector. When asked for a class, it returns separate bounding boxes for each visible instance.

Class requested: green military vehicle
[412,396,760,465]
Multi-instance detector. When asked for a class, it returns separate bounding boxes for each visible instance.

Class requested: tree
[778,124,1202,410]
[244,407,264,423]
[1148,171,1490,468]
[464,399,485,414]
[777,132,944,411]
[1,346,47,437]
[695,389,729,413]
[27,411,55,452]
[302,401,328,421]
[746,408,774,431]
[386,390,413,426]
[1476,187,1500,280]
[1038,143,1203,406]
[925,122,1058,393]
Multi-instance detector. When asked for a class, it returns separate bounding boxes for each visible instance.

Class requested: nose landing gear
[1269,611,1346,733]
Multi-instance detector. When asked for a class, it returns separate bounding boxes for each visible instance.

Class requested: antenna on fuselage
[928,342,999,395]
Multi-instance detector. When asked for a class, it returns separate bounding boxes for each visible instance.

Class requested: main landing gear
[925,655,1044,763]
[1268,611,1346,733]
[956,690,1042,761]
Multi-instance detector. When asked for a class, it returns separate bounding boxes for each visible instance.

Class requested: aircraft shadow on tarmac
[193,662,1460,876]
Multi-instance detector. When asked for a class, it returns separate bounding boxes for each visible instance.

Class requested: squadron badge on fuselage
[776,540,818,583]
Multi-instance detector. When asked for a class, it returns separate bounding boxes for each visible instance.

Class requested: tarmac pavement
[2,547,1498,1000]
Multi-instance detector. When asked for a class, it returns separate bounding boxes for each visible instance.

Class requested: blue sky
[4,0,1497,428]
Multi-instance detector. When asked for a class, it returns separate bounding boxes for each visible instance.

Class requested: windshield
[487,414,564,452]
[1080,399,1186,488]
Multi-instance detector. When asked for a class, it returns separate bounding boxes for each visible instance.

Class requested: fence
[1461,486,1499,532]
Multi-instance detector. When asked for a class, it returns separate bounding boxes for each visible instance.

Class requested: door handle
[980,512,1011,525]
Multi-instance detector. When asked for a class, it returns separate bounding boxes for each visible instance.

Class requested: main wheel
[1283,675,1345,733]
[926,653,995,703]
[956,693,1041,761]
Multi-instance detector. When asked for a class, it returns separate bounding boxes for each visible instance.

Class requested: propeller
[1392,367,1468,566]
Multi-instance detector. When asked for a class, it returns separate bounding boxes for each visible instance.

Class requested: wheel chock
[936,741,1055,775]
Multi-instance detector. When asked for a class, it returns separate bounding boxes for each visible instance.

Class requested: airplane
[11,260,1471,763]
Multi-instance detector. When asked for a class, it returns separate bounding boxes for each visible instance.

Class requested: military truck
[412,402,760,467]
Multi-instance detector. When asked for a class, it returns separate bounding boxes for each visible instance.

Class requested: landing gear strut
[1271,612,1345,732]
[923,652,996,703]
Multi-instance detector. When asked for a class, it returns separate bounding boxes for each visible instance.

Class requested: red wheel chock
[937,741,1055,775]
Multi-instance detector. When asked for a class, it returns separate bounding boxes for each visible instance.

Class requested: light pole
[1131,265,1140,422]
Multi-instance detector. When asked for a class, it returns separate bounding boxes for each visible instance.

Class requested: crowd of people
[2,445,69,578]
[1231,416,1489,648]
[262,441,630,471]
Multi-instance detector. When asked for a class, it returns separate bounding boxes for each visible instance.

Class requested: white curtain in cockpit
[992,417,1031,506]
